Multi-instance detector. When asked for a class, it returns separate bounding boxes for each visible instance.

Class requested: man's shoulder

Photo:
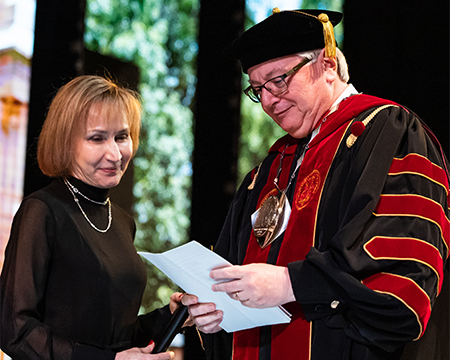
[341,93,399,116]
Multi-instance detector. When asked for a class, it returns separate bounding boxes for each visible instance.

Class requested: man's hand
[169,292,193,327]
[181,294,223,334]
[210,263,295,308]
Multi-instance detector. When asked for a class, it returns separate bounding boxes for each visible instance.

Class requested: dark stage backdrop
[343,0,449,157]
[25,0,86,197]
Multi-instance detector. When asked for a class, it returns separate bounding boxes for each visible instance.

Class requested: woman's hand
[115,341,174,359]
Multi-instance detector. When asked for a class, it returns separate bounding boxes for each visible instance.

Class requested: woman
[1,75,179,360]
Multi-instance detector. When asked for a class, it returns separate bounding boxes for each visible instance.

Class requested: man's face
[247,52,335,139]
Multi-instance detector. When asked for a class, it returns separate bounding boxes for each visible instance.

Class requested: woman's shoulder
[23,178,67,207]
[9,181,64,237]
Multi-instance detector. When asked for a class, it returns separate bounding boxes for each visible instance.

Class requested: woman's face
[72,104,133,189]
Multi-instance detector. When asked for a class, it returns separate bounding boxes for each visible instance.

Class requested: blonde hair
[37,75,142,177]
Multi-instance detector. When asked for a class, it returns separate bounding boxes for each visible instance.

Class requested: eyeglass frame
[243,57,312,103]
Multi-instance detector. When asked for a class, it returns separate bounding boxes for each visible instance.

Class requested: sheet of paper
[138,241,291,332]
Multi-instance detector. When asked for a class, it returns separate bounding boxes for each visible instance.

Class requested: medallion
[253,190,287,248]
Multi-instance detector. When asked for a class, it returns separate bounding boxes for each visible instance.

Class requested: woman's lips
[100,167,119,175]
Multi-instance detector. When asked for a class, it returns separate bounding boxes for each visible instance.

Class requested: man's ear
[320,48,338,82]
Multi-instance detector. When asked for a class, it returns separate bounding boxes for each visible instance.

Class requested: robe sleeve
[288,106,449,353]
[132,305,173,347]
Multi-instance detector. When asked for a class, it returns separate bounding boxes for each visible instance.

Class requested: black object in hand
[153,304,189,353]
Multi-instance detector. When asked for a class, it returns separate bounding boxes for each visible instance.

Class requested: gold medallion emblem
[295,170,321,210]
[253,190,287,249]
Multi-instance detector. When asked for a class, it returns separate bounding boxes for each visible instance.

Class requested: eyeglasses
[244,58,312,103]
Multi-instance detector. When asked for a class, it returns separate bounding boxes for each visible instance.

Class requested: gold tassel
[275,10,337,58]
[272,7,281,14]
[317,13,336,58]
[248,163,262,190]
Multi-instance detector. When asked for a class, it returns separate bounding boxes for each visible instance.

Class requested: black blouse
[1,177,171,360]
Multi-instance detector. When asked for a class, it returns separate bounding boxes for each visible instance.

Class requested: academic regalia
[203,94,449,360]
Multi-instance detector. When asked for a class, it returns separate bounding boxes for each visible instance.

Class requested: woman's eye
[89,136,104,142]
[116,134,129,142]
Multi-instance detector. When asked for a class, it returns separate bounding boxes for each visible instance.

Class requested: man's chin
[286,127,310,139]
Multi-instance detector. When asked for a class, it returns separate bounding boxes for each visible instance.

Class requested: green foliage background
[85,0,199,313]
[84,0,343,313]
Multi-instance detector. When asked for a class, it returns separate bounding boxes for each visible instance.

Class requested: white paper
[138,241,291,332]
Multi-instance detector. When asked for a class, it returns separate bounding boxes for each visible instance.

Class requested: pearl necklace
[64,178,112,233]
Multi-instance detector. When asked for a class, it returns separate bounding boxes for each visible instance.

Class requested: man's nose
[260,87,279,106]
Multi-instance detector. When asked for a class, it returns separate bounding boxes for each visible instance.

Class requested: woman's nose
[105,140,122,162]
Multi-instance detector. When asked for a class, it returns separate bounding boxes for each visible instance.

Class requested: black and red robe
[204,94,449,360]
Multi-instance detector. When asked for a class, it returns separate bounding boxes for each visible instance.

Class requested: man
[183,8,449,360]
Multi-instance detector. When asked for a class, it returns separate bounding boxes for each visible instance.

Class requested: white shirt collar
[329,84,359,114]
[311,84,359,141]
